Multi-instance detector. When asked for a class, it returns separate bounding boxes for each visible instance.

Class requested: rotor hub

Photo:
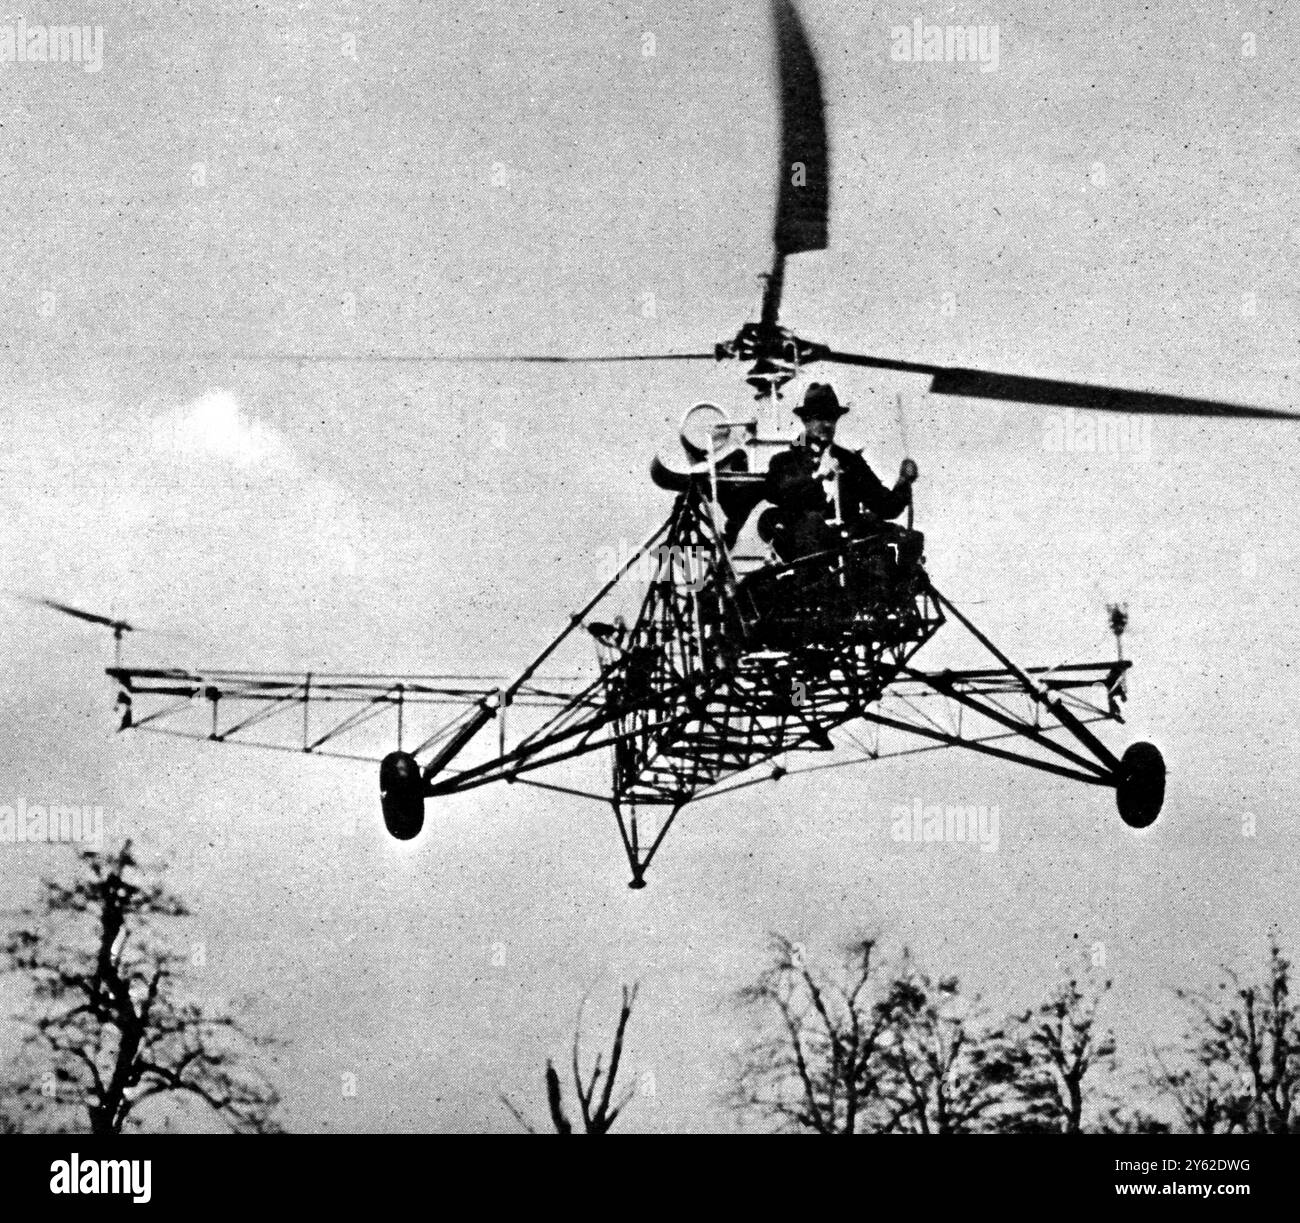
[715,323,828,398]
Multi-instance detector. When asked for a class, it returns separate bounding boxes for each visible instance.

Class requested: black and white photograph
[0,0,1296,1197]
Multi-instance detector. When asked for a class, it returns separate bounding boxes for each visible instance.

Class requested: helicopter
[40,0,1296,889]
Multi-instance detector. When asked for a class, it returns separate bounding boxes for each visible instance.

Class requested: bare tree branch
[1147,935,1298,1133]
[504,986,640,1134]
[0,840,282,1134]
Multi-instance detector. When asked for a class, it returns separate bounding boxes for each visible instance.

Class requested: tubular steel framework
[107,482,1135,887]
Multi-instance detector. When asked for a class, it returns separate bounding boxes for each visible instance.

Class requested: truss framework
[106,483,1135,887]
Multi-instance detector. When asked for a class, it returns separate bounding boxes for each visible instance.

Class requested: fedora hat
[793,382,848,420]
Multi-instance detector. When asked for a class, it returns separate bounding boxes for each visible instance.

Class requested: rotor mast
[758,251,786,335]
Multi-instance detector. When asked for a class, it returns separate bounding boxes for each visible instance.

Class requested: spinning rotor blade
[757,0,830,334]
[415,352,717,365]
[11,593,133,633]
[818,350,1300,419]
[113,348,717,366]
[772,0,829,260]
[9,592,194,642]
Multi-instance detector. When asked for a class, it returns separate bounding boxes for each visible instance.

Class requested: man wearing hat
[757,382,918,561]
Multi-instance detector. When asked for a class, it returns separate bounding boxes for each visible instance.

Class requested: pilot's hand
[899,458,919,484]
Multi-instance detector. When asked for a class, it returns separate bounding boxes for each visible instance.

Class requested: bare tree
[733,934,900,1133]
[1144,1054,1245,1135]
[503,983,639,1134]
[1006,975,1117,1133]
[875,961,1023,1134]
[1,840,282,1134]
[1149,935,1299,1134]
[733,936,1075,1134]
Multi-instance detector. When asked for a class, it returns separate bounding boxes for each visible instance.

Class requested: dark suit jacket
[764,441,908,526]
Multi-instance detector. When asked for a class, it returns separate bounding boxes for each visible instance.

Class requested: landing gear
[611,800,683,889]
[1115,741,1166,829]
[379,751,425,840]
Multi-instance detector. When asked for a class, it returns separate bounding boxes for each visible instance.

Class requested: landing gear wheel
[1115,742,1165,829]
[379,751,425,840]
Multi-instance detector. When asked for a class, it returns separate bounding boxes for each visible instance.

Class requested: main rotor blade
[110,348,718,366]
[772,0,829,259]
[819,351,1300,419]
[423,352,718,365]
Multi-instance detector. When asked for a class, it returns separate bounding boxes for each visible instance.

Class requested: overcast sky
[2,0,1299,1131]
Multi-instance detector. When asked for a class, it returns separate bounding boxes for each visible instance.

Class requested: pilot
[758,382,917,561]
